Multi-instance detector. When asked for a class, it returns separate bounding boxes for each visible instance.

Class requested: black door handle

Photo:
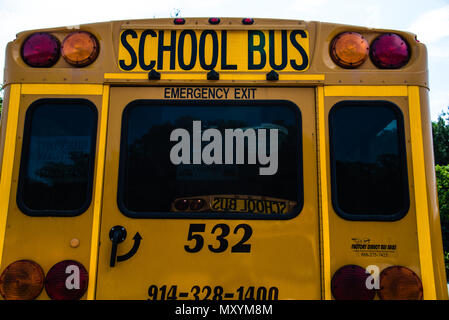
[109,226,127,267]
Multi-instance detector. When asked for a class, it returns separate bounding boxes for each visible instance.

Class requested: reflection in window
[119,100,302,218]
[18,100,97,215]
[329,102,409,219]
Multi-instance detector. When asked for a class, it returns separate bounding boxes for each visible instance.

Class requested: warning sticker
[350,238,398,258]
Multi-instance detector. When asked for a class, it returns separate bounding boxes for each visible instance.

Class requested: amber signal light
[378,266,423,300]
[61,31,99,67]
[330,32,369,68]
[0,260,45,300]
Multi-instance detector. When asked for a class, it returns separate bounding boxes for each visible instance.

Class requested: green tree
[432,107,449,279]
[432,108,449,165]
[436,165,449,278]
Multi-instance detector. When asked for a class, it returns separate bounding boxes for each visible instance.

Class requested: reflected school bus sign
[118,29,310,72]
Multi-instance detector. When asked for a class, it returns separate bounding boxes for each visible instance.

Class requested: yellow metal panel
[0,93,101,300]
[87,85,110,300]
[0,84,20,265]
[324,86,408,97]
[317,86,331,300]
[408,86,436,300]
[95,86,321,299]
[21,84,103,95]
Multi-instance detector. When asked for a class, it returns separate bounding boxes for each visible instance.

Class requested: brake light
[61,31,99,67]
[0,260,44,300]
[370,33,410,69]
[21,32,60,67]
[378,266,423,300]
[331,265,375,300]
[330,32,369,68]
[44,260,89,300]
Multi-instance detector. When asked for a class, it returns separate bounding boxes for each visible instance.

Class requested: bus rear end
[0,17,446,300]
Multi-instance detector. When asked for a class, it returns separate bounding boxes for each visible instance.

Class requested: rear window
[17,99,98,216]
[118,100,302,219]
[329,101,409,221]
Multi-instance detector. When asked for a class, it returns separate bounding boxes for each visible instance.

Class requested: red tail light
[370,33,410,69]
[0,260,44,300]
[378,266,423,300]
[44,260,88,300]
[331,265,375,300]
[21,32,60,67]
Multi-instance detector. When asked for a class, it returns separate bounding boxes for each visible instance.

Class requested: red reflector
[45,260,88,300]
[370,33,410,69]
[242,18,254,25]
[21,32,60,67]
[175,199,189,211]
[174,18,185,25]
[331,265,375,300]
[209,17,220,25]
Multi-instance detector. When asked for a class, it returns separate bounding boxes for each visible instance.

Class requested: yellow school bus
[0,17,447,300]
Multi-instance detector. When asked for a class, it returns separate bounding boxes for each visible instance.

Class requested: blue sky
[0,0,448,120]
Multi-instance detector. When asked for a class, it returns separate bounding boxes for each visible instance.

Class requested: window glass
[18,100,97,215]
[329,101,409,220]
[119,100,302,219]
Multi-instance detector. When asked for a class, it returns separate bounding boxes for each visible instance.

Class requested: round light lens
[370,33,410,69]
[378,266,423,300]
[45,260,88,300]
[242,18,254,25]
[21,32,60,67]
[330,32,369,68]
[331,265,375,300]
[0,260,44,300]
[175,199,190,211]
[209,17,220,25]
[189,199,205,211]
[61,31,99,67]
